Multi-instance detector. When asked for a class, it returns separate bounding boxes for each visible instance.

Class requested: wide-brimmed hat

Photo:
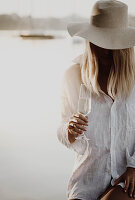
[67,0,135,49]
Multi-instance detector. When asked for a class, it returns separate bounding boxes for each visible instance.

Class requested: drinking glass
[75,83,91,141]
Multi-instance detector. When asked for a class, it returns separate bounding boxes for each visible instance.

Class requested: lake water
[0,31,85,200]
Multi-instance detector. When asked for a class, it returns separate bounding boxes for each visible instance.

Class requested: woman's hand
[113,167,135,198]
[68,112,88,143]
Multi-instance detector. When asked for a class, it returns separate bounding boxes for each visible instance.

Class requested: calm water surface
[0,31,85,200]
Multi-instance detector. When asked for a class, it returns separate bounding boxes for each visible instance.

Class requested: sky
[0,0,134,18]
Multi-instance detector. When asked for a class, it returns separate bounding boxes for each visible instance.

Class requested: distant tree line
[0,13,134,30]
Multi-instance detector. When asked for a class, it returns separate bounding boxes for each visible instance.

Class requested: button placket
[102,92,117,176]
[110,103,116,176]
[106,154,111,175]
[105,110,112,175]
[105,102,116,175]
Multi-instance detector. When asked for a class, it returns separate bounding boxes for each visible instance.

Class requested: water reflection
[0,31,84,200]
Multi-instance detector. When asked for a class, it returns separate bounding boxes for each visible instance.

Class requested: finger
[68,129,79,137]
[68,124,75,130]
[74,113,88,122]
[68,121,76,127]
[68,123,77,131]
[71,117,88,126]
[124,179,127,192]
[75,123,87,131]
[73,125,83,135]
[69,121,86,132]
[124,177,129,193]
[129,180,135,198]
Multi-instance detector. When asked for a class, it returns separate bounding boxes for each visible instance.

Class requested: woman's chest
[85,93,135,150]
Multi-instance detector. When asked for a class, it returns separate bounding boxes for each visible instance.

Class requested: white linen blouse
[57,54,135,200]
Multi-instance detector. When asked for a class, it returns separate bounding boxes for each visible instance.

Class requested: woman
[57,0,135,199]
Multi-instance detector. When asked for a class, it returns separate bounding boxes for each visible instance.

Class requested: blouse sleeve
[56,68,89,155]
[126,146,135,169]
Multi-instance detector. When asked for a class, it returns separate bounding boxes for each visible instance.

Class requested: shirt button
[105,148,110,153]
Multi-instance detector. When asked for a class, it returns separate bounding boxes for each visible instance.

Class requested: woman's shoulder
[64,63,80,78]
[72,53,83,65]
[64,54,83,81]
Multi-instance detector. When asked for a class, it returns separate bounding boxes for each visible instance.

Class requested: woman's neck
[98,65,111,77]
[98,60,112,76]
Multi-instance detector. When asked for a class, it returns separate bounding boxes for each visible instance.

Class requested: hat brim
[67,22,135,49]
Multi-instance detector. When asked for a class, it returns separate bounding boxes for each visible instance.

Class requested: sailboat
[18,0,54,39]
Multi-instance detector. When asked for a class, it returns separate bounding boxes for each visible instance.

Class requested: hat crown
[90,0,128,28]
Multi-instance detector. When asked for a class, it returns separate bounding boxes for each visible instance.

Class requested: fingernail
[124,190,126,192]
[73,118,77,122]
[130,194,132,197]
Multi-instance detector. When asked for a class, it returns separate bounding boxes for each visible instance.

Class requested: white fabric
[57,55,135,200]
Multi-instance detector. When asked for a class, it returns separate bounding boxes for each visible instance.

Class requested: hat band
[90,14,128,29]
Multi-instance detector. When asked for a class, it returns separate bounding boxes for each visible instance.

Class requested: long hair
[80,40,135,100]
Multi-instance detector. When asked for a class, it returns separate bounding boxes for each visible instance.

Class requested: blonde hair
[81,40,135,100]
